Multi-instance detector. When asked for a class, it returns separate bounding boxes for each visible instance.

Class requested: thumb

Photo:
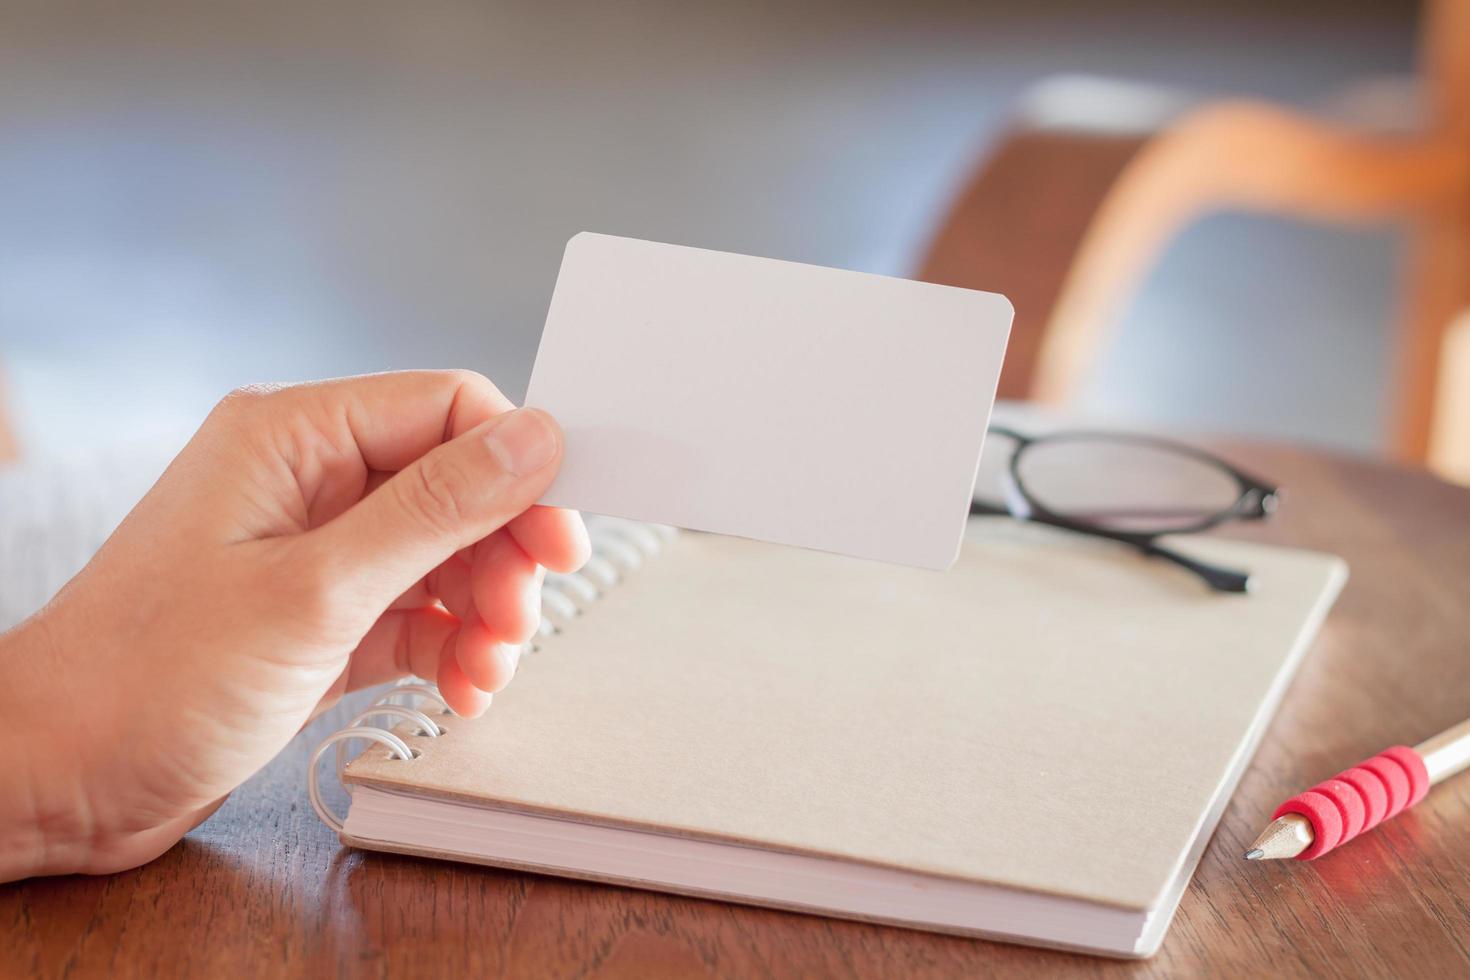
[307,407,564,609]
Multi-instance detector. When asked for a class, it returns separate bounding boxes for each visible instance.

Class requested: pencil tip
[1245,812,1315,861]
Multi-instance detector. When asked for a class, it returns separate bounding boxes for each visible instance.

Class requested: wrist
[0,612,97,881]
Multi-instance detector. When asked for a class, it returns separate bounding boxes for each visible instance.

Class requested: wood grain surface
[3,443,1469,979]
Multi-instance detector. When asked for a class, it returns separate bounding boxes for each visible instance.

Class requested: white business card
[525,233,1011,569]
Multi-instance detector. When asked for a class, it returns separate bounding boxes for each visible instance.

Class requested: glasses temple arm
[969,504,1253,593]
[1140,540,1252,593]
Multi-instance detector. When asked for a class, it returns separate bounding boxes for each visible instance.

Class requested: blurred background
[3,0,1464,479]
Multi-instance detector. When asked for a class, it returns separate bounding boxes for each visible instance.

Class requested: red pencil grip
[1273,746,1429,859]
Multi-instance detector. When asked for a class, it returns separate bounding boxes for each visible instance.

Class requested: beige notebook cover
[336,521,1346,957]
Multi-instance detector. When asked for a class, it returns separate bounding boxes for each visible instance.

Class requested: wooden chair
[917,0,1470,472]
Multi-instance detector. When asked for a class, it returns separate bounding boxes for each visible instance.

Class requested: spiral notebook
[313,518,1346,958]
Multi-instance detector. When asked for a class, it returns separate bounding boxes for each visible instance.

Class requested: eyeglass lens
[1013,436,1244,533]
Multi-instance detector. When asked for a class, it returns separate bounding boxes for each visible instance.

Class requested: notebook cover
[343,521,1346,915]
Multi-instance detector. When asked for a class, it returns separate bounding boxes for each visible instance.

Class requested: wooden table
[4,443,1469,978]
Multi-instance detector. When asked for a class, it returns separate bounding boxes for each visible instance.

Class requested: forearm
[0,614,94,881]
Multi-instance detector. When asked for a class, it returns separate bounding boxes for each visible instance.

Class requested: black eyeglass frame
[970,425,1281,593]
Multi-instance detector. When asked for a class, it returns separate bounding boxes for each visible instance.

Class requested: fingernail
[485,409,559,476]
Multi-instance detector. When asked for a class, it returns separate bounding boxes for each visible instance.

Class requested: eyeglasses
[970,425,1280,593]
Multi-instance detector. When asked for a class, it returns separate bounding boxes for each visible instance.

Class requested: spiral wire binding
[307,519,678,833]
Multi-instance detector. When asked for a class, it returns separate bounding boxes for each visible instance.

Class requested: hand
[0,371,588,881]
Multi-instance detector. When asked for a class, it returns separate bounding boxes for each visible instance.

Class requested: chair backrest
[916,126,1149,402]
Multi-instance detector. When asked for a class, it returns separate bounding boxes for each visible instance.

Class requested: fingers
[343,606,494,717]
[313,369,516,472]
[210,371,518,532]
[305,407,563,613]
[471,532,544,645]
[436,641,495,718]
[352,541,540,714]
[453,615,522,694]
[424,555,474,617]
[509,505,591,573]
[344,606,460,693]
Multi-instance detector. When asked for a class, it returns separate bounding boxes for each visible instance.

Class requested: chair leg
[1405,204,1470,465]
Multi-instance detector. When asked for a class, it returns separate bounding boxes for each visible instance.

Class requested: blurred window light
[1019,74,1195,135]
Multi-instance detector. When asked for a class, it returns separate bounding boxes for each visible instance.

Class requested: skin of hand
[0,371,589,883]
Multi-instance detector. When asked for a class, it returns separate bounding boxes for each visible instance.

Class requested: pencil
[1246,717,1470,861]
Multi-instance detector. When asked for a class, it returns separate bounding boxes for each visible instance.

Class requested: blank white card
[524,233,1012,569]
